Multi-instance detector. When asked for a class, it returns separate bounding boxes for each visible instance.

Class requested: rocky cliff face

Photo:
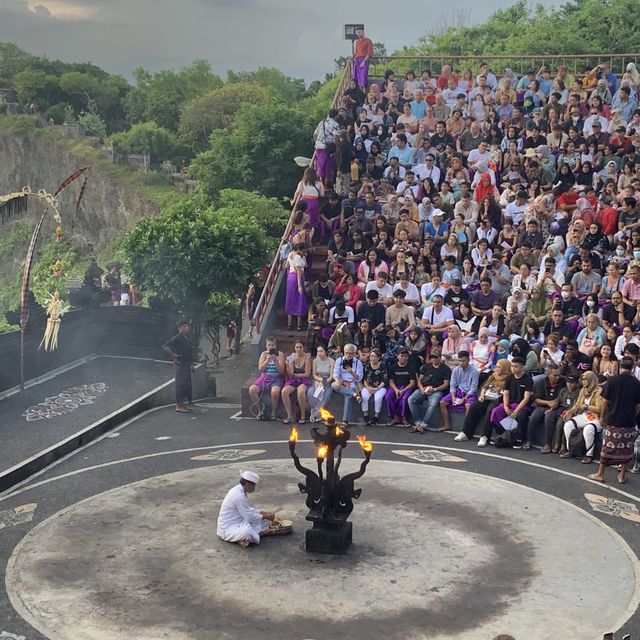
[0,131,161,252]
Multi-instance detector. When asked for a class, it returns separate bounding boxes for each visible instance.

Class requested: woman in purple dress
[285,244,308,331]
[293,167,325,239]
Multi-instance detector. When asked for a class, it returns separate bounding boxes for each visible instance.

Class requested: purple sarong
[315,148,334,181]
[302,196,325,238]
[285,270,308,317]
[353,56,370,88]
[174,361,192,404]
[385,385,413,419]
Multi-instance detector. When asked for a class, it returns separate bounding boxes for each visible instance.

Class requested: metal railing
[367,53,640,80]
[250,58,353,335]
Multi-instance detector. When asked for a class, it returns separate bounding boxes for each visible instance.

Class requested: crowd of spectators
[252,59,640,475]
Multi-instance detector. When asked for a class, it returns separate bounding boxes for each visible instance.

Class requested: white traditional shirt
[217,484,263,539]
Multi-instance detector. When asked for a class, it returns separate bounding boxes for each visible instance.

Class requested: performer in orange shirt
[353,27,374,91]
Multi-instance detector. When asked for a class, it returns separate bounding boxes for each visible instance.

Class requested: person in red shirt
[437,64,459,91]
[353,27,374,91]
[595,199,619,244]
[556,183,580,227]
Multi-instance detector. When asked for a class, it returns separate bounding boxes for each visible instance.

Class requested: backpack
[568,427,587,458]
[494,430,514,448]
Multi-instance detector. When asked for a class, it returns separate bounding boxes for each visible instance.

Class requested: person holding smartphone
[324,344,363,425]
[248,337,285,421]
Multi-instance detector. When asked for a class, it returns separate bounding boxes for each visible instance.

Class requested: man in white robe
[217,471,276,547]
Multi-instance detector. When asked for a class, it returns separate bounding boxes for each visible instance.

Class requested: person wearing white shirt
[217,471,279,547]
[421,278,447,307]
[365,275,394,305]
[583,114,609,137]
[468,142,491,171]
[414,155,441,184]
[420,294,454,333]
[505,192,528,227]
[396,172,420,199]
[394,276,421,307]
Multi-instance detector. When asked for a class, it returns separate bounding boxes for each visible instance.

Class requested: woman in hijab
[454,359,512,442]
[520,286,551,338]
[583,221,609,257]
[554,162,576,187]
[535,145,556,185]
[509,336,539,374]
[560,369,603,464]
[441,324,466,368]
[474,173,500,204]
[594,78,613,105]
[576,161,596,189]
[352,139,369,170]
[624,62,640,88]
[572,197,596,227]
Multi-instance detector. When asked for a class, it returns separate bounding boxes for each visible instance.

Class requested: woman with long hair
[307,345,334,422]
[560,370,603,464]
[293,167,325,239]
[281,341,312,424]
[357,249,389,290]
[285,244,308,331]
[306,297,328,354]
[360,348,387,426]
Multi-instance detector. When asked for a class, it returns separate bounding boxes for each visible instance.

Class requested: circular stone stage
[6,459,639,640]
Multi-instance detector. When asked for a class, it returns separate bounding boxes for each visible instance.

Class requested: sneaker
[454,432,469,442]
[477,436,488,448]
[512,440,523,450]
[371,417,378,426]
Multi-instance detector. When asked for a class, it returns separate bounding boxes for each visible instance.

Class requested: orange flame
[319,408,334,422]
[357,435,373,453]
[317,444,329,460]
[334,426,344,436]
[289,427,298,443]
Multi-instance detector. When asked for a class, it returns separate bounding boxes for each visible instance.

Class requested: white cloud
[1,0,565,82]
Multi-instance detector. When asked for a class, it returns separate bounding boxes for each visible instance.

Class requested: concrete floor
[0,349,639,640]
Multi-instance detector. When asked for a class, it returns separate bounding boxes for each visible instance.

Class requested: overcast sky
[1,0,563,83]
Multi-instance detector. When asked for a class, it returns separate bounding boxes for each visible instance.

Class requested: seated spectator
[248,336,286,421]
[281,342,312,424]
[385,289,415,332]
[385,347,418,426]
[326,343,363,425]
[455,359,512,442]
[420,294,454,335]
[307,346,334,422]
[364,272,394,306]
[409,349,451,433]
[482,357,533,448]
[523,364,566,451]
[559,370,603,464]
[437,350,479,432]
[360,348,387,426]
[576,313,607,358]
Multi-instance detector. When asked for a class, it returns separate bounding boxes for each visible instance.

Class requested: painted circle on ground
[6,459,639,640]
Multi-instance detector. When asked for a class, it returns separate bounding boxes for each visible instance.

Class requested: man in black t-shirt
[356,290,386,333]
[559,340,592,377]
[163,320,194,413]
[601,291,636,332]
[385,348,418,426]
[408,350,451,432]
[319,193,341,238]
[524,364,566,451]
[589,357,640,483]
[542,309,573,345]
[444,279,470,308]
[481,358,533,446]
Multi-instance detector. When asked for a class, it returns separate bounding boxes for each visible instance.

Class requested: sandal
[551,446,559,454]
[581,456,593,464]
[283,418,291,425]
[588,473,605,483]
[559,451,572,458]
[617,472,627,484]
[540,445,551,454]
[522,442,531,451]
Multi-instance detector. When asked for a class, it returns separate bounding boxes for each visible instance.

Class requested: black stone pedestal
[305,521,352,555]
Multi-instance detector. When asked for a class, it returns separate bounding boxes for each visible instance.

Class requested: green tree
[13,68,47,105]
[217,189,289,239]
[178,81,271,153]
[188,100,309,199]
[123,194,275,361]
[58,71,100,113]
[78,112,107,138]
[110,121,179,161]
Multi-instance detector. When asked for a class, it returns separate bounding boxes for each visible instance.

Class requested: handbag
[484,385,501,401]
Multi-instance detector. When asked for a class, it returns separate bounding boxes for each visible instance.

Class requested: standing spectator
[312,110,340,187]
[588,357,640,483]
[163,320,194,414]
[285,244,308,331]
[353,27,374,91]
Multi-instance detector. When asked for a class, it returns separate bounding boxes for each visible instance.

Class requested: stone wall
[0,131,161,253]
